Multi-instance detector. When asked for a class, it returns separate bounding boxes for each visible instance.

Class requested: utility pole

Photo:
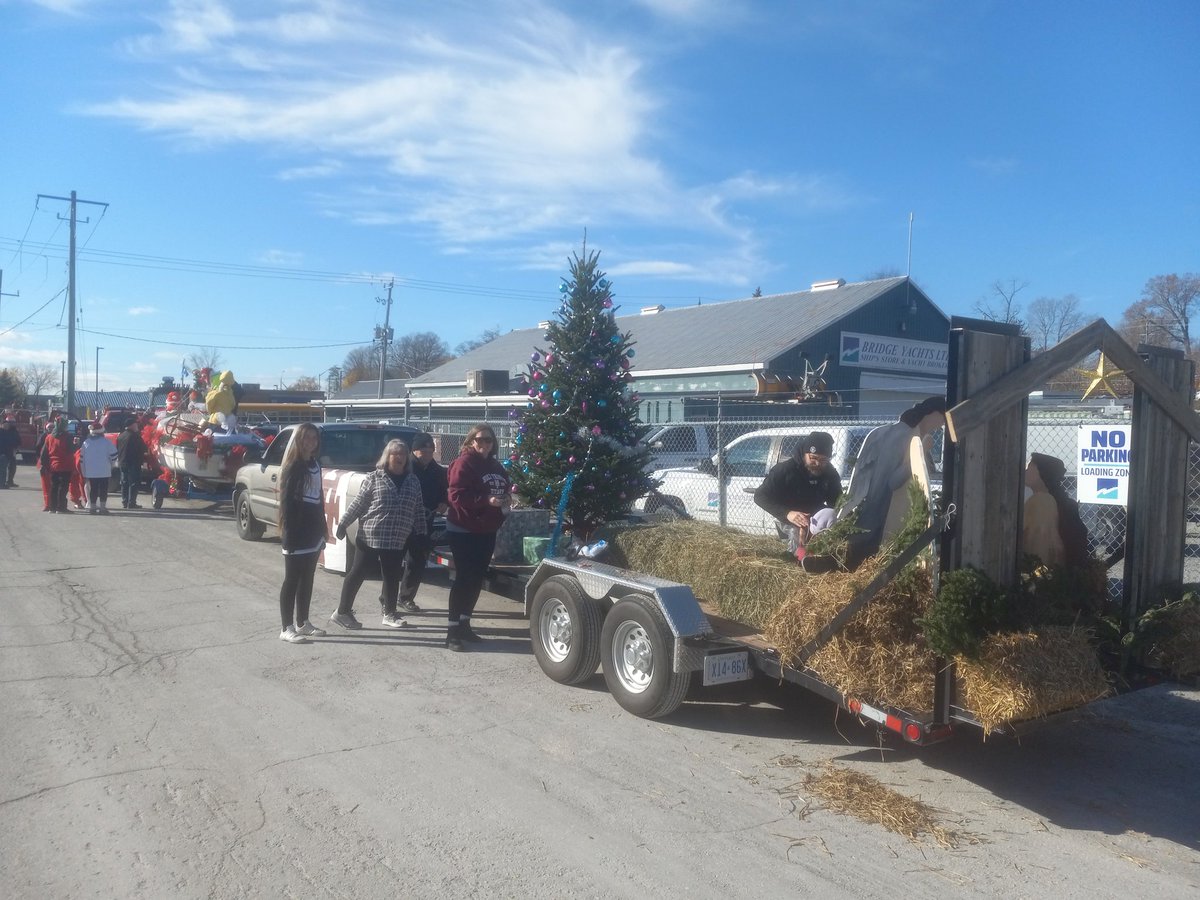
[0,269,19,321]
[38,191,109,417]
[375,279,394,399]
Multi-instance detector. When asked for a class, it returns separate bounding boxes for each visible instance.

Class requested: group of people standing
[11,416,151,514]
[275,423,511,652]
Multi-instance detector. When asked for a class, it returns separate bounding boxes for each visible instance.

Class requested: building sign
[1076,425,1130,506]
[839,332,948,376]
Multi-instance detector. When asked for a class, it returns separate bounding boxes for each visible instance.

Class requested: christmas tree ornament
[531,351,541,362]
[626,349,636,357]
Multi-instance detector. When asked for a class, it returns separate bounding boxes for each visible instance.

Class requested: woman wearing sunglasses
[443,424,510,651]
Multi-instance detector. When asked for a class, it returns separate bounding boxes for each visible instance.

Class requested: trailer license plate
[703,651,752,686]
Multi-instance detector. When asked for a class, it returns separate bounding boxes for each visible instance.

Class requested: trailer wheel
[601,594,691,718]
[530,575,603,685]
[235,491,265,541]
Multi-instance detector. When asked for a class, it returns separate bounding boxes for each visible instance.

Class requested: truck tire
[530,575,603,685]
[235,491,265,541]
[600,594,691,718]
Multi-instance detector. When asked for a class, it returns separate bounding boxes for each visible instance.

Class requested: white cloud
[257,249,303,266]
[80,1,836,290]
[127,305,158,316]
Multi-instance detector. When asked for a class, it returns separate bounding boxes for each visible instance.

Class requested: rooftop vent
[537,320,552,328]
[810,279,846,292]
[640,304,665,315]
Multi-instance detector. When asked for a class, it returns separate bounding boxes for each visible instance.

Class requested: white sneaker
[329,611,363,630]
[279,626,308,643]
[381,613,411,629]
[296,621,326,637]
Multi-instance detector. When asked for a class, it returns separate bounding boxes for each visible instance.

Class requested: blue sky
[1,0,1197,394]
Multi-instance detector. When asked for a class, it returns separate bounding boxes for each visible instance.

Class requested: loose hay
[609,521,801,627]
[764,559,938,711]
[956,627,1112,736]
[803,765,961,847]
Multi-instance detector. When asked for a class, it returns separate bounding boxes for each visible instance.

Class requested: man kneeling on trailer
[753,430,842,561]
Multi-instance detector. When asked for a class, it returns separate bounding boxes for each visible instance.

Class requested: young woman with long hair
[277,422,328,643]
[443,423,510,651]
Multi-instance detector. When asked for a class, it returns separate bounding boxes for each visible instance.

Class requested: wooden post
[943,320,1029,586]
[1123,346,1194,627]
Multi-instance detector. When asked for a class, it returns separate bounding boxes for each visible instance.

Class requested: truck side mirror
[697,456,716,475]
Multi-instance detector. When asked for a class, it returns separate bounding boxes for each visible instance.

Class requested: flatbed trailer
[518,544,989,746]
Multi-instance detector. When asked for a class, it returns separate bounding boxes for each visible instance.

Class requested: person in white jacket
[78,422,118,515]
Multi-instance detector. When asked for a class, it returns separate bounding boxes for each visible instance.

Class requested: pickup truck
[233,422,419,573]
[634,424,878,535]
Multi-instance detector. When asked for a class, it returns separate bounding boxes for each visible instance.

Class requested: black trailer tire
[600,594,691,718]
[235,491,265,541]
[530,575,603,685]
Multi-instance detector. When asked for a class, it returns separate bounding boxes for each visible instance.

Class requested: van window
[663,427,696,453]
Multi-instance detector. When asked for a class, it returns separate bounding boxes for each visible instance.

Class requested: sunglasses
[473,435,494,444]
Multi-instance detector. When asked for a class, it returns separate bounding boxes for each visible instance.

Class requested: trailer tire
[235,491,265,541]
[601,594,691,718]
[530,575,603,685]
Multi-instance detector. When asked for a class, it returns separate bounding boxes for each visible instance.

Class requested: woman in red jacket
[40,418,76,513]
[444,424,510,652]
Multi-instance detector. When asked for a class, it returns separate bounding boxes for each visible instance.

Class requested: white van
[634,425,877,536]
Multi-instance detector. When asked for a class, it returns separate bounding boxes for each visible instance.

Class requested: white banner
[1076,425,1131,506]
[839,332,948,375]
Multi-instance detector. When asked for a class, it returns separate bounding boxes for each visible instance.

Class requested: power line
[78,326,366,351]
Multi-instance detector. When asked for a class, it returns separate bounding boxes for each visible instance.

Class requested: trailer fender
[524,557,713,673]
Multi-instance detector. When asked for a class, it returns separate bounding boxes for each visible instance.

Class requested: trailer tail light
[904,723,923,742]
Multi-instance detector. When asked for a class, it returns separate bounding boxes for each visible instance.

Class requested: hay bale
[956,627,1111,736]
[608,521,801,627]
[764,560,937,711]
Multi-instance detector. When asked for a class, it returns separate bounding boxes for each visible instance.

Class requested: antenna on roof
[905,212,915,312]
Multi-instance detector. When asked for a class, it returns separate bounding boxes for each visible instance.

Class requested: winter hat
[797,431,834,458]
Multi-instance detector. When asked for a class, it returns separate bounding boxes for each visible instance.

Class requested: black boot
[445,624,465,652]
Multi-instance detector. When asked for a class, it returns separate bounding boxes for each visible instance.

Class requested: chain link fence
[341,407,1200,599]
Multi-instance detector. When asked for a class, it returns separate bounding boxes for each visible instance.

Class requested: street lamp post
[95,346,103,393]
[60,361,66,399]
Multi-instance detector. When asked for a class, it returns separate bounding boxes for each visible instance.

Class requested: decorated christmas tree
[507,251,654,542]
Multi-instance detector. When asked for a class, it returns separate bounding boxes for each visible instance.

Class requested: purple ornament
[603,298,613,308]
[595,360,605,369]
[568,456,576,464]
[591,425,602,436]
[540,399,549,407]
[531,351,541,362]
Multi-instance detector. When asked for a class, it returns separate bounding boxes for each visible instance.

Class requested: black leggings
[338,541,406,616]
[447,530,497,624]
[280,551,320,630]
[50,471,71,511]
[87,477,109,504]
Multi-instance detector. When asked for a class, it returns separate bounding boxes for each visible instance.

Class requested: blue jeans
[120,466,141,507]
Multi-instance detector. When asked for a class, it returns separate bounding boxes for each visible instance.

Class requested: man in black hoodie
[753,431,842,557]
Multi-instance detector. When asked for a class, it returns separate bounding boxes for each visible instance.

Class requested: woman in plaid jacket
[329,439,426,630]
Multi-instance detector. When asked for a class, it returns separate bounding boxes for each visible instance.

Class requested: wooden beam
[945,319,1108,442]
[1097,332,1200,444]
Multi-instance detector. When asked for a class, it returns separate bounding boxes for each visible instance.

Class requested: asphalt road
[1,477,1198,898]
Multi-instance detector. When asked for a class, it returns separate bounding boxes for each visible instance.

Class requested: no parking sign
[1076,425,1131,506]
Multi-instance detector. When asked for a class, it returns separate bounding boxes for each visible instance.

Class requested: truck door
[714,434,774,534]
[252,427,292,523]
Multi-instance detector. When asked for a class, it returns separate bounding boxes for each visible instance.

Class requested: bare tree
[974,278,1029,331]
[389,331,452,378]
[1026,294,1085,351]
[1122,273,1200,358]
[16,362,59,396]
[454,326,502,356]
[751,286,764,298]
[341,344,382,387]
[285,376,320,391]
[863,266,902,280]
[186,347,224,373]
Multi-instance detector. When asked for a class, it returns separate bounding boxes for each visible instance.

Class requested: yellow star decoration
[1077,353,1125,400]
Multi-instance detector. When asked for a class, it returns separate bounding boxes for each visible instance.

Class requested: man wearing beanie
[753,431,842,558]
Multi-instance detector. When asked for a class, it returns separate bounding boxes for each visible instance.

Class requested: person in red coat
[443,424,510,651]
[40,418,76,513]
